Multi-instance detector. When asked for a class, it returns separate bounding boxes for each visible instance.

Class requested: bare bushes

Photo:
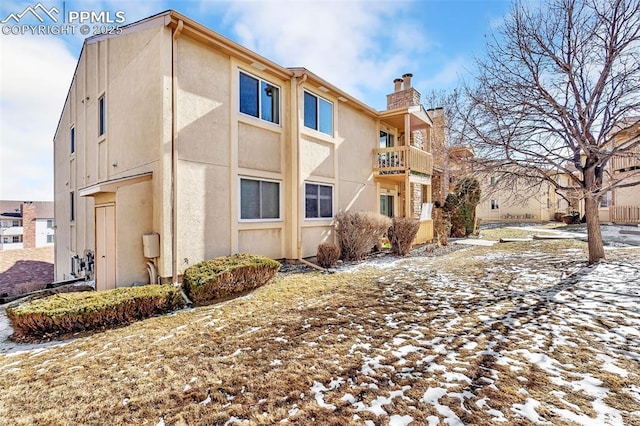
[316,242,341,268]
[335,212,392,261]
[387,217,420,255]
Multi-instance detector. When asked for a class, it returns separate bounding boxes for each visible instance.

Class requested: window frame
[304,182,334,220]
[70,126,75,154]
[238,70,281,125]
[98,95,106,137]
[303,90,334,136]
[239,177,282,222]
[70,191,75,222]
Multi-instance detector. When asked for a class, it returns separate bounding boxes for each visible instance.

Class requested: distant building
[0,201,55,250]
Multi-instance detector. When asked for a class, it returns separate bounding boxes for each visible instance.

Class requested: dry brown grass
[1,230,639,425]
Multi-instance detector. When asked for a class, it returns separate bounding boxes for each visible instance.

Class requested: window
[490,177,496,185]
[47,219,54,228]
[305,183,333,219]
[70,126,75,154]
[600,192,610,208]
[12,236,22,243]
[380,194,395,218]
[490,199,499,210]
[304,91,333,135]
[47,234,55,243]
[380,130,394,148]
[98,95,106,136]
[12,219,20,227]
[239,71,280,124]
[240,178,280,220]
[547,198,551,209]
[70,191,75,221]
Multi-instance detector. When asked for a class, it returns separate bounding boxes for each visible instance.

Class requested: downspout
[295,72,308,261]
[293,72,324,271]
[171,19,183,286]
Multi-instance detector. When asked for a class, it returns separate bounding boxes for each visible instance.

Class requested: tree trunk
[584,196,605,264]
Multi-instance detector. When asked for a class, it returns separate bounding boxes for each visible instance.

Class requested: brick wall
[21,202,36,249]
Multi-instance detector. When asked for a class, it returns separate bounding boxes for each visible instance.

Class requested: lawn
[1,232,639,425]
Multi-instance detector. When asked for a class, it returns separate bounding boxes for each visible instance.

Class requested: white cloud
[223,0,430,105]
[0,35,77,201]
[419,56,469,91]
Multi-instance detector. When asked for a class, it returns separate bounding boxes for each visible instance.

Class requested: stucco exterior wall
[116,180,154,285]
[53,20,170,283]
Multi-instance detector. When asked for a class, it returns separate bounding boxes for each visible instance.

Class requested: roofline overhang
[79,172,152,197]
[288,67,379,118]
[378,105,433,130]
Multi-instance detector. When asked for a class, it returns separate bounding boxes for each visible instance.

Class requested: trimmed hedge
[7,285,184,341]
[182,253,280,305]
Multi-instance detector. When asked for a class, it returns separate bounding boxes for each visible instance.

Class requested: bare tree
[462,0,640,263]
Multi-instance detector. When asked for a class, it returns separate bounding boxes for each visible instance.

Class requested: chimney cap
[393,78,403,83]
[402,73,413,78]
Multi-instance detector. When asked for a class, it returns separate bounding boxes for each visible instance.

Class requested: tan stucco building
[53,11,436,289]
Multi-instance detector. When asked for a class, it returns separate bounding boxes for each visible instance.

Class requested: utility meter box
[142,233,160,258]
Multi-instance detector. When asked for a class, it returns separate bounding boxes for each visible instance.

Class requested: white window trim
[304,181,335,220]
[238,176,283,223]
[303,90,334,137]
[238,70,282,126]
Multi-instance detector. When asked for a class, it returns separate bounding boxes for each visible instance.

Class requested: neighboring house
[53,10,437,290]
[0,201,55,250]
[604,118,640,224]
[476,175,560,222]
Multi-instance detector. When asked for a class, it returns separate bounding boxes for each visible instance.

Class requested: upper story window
[490,199,499,210]
[70,191,75,222]
[380,130,394,148]
[47,219,54,228]
[70,126,75,154]
[240,177,281,220]
[239,71,280,124]
[12,219,21,227]
[98,95,106,136]
[305,182,333,219]
[304,91,333,135]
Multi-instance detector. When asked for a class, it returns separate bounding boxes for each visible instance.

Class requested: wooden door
[95,205,116,291]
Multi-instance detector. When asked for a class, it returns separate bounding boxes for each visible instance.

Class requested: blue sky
[0,0,512,201]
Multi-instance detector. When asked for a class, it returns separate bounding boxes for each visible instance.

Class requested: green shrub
[182,253,280,305]
[6,285,184,341]
[443,177,481,237]
[335,211,392,261]
[316,242,341,268]
[388,217,420,255]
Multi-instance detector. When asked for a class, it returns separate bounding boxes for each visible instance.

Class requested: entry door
[380,194,395,218]
[95,205,116,291]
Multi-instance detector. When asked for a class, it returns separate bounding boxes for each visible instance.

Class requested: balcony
[611,150,640,173]
[373,146,433,179]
